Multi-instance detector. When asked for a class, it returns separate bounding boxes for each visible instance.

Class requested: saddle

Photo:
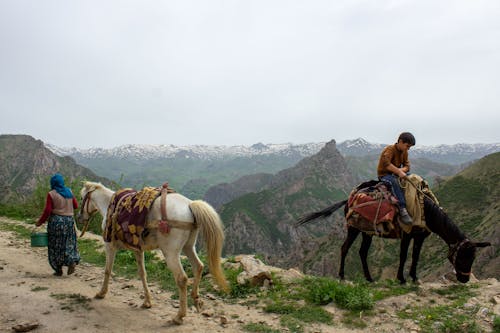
[346,176,438,237]
[346,180,400,237]
[103,184,176,250]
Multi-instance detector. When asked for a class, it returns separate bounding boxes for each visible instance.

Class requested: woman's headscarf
[50,173,73,198]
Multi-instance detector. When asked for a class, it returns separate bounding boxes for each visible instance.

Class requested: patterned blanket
[104,187,161,250]
[346,181,400,236]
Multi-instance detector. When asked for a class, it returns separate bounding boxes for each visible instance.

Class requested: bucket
[31,232,48,247]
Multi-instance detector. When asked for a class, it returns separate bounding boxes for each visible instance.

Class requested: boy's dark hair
[398,132,416,145]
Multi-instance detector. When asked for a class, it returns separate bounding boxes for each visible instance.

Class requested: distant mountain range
[45,138,499,198]
[47,138,500,165]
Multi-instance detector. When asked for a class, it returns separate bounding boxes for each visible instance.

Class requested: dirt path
[0,216,499,333]
[0,218,287,333]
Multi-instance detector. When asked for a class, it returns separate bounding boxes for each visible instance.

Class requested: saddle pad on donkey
[346,182,399,236]
[104,187,161,250]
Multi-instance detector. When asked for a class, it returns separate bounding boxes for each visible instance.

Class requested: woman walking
[36,173,80,276]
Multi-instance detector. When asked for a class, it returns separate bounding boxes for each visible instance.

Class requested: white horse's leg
[161,248,188,325]
[96,242,117,299]
[183,242,204,312]
[134,250,152,308]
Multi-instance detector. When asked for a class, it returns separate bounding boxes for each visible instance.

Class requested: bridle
[448,238,472,276]
[78,190,98,237]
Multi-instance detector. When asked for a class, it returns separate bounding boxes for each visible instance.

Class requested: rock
[12,322,39,332]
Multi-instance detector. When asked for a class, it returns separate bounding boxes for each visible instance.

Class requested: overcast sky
[1,0,499,148]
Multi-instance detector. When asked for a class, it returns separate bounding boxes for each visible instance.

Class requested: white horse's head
[78,181,108,236]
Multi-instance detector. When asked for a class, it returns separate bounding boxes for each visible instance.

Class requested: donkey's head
[449,239,491,283]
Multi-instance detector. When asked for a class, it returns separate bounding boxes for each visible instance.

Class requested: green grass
[397,283,482,333]
[242,322,281,333]
[493,315,500,333]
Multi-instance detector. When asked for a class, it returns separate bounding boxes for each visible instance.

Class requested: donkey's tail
[295,199,348,227]
[189,200,229,292]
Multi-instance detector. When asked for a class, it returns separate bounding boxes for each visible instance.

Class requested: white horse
[78,181,228,325]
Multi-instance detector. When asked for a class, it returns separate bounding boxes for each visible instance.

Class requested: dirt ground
[0,216,499,333]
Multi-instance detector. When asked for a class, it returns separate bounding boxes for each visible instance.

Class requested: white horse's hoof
[194,298,203,312]
[95,292,106,299]
[171,317,184,325]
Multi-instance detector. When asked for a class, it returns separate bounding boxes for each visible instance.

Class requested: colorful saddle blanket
[345,180,400,237]
[347,181,399,224]
[104,186,162,250]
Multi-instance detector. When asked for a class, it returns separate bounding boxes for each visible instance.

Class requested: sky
[1,0,499,148]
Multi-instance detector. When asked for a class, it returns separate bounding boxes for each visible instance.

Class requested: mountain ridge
[47,138,500,165]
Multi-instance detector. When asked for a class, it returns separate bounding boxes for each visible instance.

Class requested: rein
[448,238,471,276]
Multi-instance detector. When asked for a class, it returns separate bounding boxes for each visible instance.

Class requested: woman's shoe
[67,264,76,275]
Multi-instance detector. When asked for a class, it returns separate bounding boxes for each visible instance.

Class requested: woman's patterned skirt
[47,215,80,272]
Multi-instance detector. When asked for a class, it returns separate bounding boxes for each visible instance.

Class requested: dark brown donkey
[297,194,491,284]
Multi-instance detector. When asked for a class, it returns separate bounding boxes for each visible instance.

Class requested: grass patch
[243,322,281,333]
[493,315,500,333]
[0,221,32,239]
[302,276,374,311]
[372,279,421,301]
[398,283,482,333]
[50,293,93,312]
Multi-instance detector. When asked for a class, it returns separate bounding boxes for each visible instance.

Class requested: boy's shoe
[400,208,413,225]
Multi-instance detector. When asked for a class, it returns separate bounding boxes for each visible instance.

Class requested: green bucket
[31,232,48,247]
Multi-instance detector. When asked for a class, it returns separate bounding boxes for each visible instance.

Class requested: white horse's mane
[83,181,105,190]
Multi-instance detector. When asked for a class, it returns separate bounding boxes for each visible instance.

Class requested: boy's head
[398,132,416,146]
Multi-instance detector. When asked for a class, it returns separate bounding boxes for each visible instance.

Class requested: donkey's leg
[339,227,360,280]
[397,233,412,284]
[183,243,204,312]
[409,232,429,283]
[96,242,117,299]
[134,250,152,308]
[359,233,374,282]
[161,247,188,325]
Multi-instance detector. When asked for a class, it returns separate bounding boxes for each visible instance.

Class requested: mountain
[46,142,324,198]
[219,140,356,269]
[0,135,112,204]
[338,138,500,165]
[46,139,499,199]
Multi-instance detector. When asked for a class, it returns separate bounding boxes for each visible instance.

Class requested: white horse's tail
[189,200,229,292]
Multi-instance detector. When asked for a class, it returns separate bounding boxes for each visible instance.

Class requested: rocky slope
[220,140,355,270]
[0,135,111,204]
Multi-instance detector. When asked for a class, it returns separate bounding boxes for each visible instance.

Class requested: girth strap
[161,183,169,222]
[157,183,196,232]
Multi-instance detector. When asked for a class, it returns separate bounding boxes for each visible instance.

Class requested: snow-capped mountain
[47,139,500,165]
[46,142,326,161]
[337,138,500,164]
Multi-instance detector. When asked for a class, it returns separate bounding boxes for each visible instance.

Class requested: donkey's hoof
[141,301,152,309]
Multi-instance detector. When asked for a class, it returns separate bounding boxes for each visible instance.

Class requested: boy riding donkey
[377,132,416,225]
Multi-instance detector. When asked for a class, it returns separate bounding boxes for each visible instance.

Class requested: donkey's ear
[473,242,491,248]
